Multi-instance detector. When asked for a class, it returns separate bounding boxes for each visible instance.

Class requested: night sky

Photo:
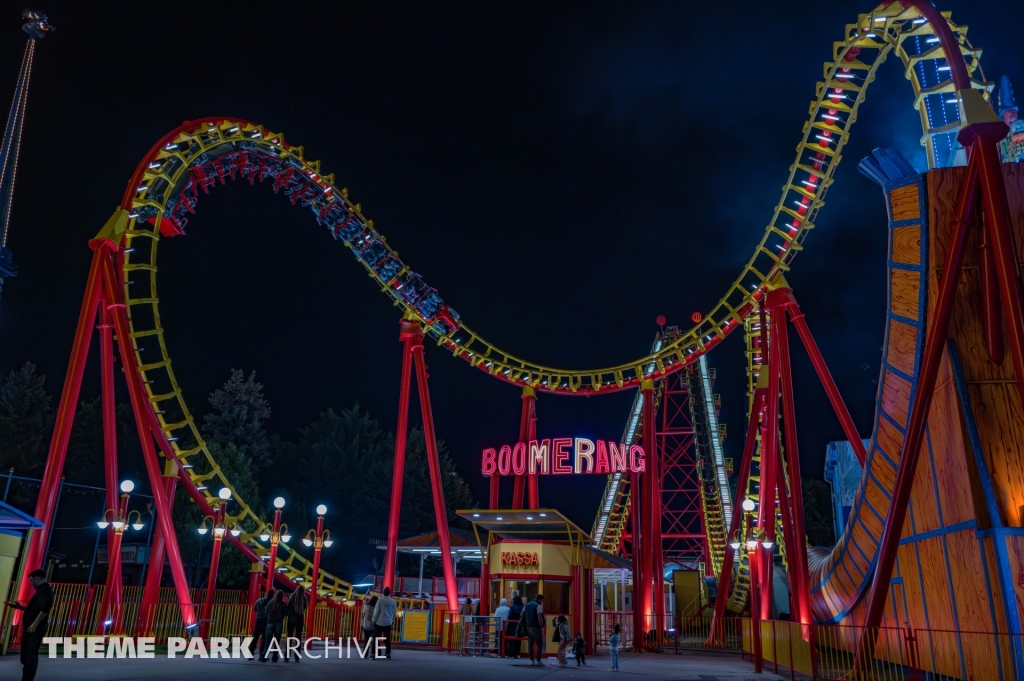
[0,2,1021,535]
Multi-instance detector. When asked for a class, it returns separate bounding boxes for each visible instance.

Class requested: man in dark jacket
[249,589,274,657]
[522,594,545,666]
[6,569,53,681]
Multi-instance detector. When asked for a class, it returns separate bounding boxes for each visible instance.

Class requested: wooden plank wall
[805,164,1024,678]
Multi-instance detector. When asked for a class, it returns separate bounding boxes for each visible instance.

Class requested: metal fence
[2,583,362,649]
[735,619,1024,681]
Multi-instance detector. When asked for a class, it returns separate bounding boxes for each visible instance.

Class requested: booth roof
[380,528,480,552]
[588,545,632,570]
[456,508,591,543]
[0,500,42,530]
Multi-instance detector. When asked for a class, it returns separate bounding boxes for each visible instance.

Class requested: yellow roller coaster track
[110,3,986,602]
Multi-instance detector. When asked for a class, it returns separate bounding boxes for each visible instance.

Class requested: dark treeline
[0,362,476,587]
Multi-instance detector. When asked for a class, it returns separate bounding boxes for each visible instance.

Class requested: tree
[801,478,836,548]
[202,370,274,466]
[0,362,52,475]
[281,405,476,581]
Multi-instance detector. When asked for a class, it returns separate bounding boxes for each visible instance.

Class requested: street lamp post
[199,488,237,639]
[261,497,287,592]
[303,504,333,637]
[96,480,144,635]
[737,498,763,674]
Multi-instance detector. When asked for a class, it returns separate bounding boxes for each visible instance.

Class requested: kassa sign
[481,438,645,477]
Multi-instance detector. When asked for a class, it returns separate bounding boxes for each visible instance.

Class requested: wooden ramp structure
[805,162,1024,678]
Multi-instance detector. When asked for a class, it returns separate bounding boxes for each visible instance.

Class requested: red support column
[748,514,763,674]
[479,555,490,619]
[707,390,761,645]
[629,469,644,650]
[98,300,123,613]
[265,506,283,591]
[641,379,664,639]
[100,254,196,628]
[137,462,177,635]
[248,566,262,605]
[527,398,539,510]
[384,321,417,589]
[307,512,325,637]
[973,133,1024,403]
[97,491,129,634]
[774,299,812,628]
[758,312,780,621]
[410,335,461,611]
[200,500,226,639]
[512,386,536,510]
[16,244,106,614]
[979,222,1004,364]
[787,308,867,466]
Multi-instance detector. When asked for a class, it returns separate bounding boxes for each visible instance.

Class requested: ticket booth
[459,508,594,658]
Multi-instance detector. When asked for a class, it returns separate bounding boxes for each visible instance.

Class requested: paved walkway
[0,645,791,681]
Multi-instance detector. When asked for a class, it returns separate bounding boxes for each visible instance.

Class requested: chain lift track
[22,4,990,608]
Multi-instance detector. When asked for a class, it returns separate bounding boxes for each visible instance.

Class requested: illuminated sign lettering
[482,439,645,476]
[501,551,540,566]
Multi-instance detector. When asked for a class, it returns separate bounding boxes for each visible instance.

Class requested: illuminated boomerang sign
[481,438,646,476]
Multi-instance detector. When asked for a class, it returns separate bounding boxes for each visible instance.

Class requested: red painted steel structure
[98,301,122,616]
[96,488,130,633]
[706,288,862,641]
[14,239,198,628]
[264,504,284,592]
[642,381,664,635]
[306,510,326,636]
[137,462,177,635]
[511,386,537,510]
[381,318,460,611]
[199,499,226,639]
[656,371,706,566]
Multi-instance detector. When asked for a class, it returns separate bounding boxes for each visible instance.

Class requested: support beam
[411,328,461,611]
[100,253,196,628]
[383,323,417,591]
[16,244,105,615]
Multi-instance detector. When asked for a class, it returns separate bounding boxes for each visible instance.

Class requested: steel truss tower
[0,11,54,298]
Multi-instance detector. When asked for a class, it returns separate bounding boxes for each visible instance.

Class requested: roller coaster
[11,2,1024,677]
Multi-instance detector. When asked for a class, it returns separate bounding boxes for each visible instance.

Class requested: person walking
[284,587,307,662]
[608,623,621,672]
[260,591,287,662]
[249,589,273,658]
[493,598,510,656]
[506,595,524,659]
[5,569,52,681]
[522,594,545,666]
[372,586,398,660]
[360,596,378,659]
[551,615,571,668]
[573,631,587,666]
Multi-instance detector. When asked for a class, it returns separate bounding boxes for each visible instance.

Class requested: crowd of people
[465,591,621,671]
[250,584,397,662]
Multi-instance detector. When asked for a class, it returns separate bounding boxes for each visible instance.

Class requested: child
[608,623,620,672]
[573,631,587,666]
